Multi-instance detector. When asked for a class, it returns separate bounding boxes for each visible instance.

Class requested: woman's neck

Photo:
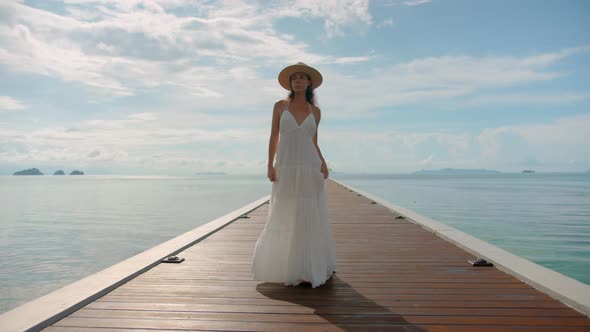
[292,93,307,104]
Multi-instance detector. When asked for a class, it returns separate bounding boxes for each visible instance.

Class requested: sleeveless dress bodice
[274,101,323,183]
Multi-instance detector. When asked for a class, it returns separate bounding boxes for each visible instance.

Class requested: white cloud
[127,113,157,121]
[376,18,393,29]
[453,92,588,109]
[0,22,135,96]
[0,0,372,99]
[1,112,589,174]
[281,0,372,38]
[419,153,435,166]
[498,114,590,145]
[384,0,432,6]
[320,114,590,172]
[0,96,26,111]
[0,110,271,174]
[316,48,589,118]
[403,0,432,6]
[1,1,585,116]
[477,114,590,170]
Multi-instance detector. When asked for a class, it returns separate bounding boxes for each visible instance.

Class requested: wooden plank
[86,294,568,308]
[60,310,590,326]
[44,323,588,332]
[43,326,590,332]
[43,179,590,331]
[73,306,583,318]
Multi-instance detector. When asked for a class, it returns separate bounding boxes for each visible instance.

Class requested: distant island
[194,172,226,175]
[13,168,43,175]
[522,169,535,173]
[414,168,501,175]
[12,168,85,175]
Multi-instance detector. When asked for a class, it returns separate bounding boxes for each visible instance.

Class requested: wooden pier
[8,179,590,331]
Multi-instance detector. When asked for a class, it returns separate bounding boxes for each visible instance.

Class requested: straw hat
[278,62,323,91]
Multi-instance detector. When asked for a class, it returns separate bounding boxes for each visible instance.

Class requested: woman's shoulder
[274,99,288,108]
[311,104,321,116]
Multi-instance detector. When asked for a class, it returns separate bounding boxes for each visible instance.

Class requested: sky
[0,0,589,175]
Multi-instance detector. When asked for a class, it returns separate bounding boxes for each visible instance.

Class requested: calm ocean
[1,173,589,314]
[332,172,590,286]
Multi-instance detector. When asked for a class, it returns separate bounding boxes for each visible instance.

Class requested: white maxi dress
[251,100,336,288]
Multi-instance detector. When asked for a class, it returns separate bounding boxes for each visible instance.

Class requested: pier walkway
[6,179,590,331]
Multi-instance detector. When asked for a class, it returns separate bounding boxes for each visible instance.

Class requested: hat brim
[278,64,323,91]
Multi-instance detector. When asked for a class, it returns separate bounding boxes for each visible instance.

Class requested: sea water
[1,173,588,314]
[0,174,269,314]
[332,172,590,286]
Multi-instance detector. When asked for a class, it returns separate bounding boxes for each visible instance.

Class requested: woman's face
[290,72,311,92]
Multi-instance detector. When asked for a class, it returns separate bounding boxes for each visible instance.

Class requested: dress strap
[281,99,290,116]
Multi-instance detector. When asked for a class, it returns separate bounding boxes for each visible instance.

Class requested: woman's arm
[311,105,329,178]
[311,105,325,163]
[267,100,285,181]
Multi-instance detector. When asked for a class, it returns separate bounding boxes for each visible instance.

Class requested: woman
[251,62,336,288]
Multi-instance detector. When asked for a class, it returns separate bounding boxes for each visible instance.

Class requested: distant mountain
[522,169,535,173]
[13,168,43,175]
[69,170,85,175]
[414,168,501,175]
[54,170,65,175]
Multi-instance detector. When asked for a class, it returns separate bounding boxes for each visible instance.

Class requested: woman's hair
[288,73,317,105]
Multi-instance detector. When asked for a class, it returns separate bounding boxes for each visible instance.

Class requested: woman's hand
[321,162,329,179]
[268,165,277,182]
